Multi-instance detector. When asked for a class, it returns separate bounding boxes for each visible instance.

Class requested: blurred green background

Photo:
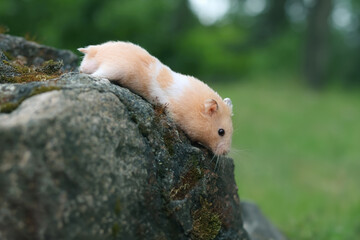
[1,0,359,239]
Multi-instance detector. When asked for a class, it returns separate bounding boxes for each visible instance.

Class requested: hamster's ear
[224,98,232,108]
[78,48,88,54]
[224,98,234,116]
[203,99,218,117]
[78,46,97,57]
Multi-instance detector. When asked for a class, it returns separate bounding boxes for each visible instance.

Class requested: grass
[213,80,360,240]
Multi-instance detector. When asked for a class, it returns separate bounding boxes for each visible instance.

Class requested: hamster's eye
[218,129,225,136]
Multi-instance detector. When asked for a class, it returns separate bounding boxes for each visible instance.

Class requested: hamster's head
[200,97,233,155]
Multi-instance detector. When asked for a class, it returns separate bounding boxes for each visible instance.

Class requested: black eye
[218,129,225,136]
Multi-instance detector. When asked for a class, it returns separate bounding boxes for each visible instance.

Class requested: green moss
[1,59,62,83]
[0,25,9,34]
[3,60,29,74]
[24,33,38,43]
[114,198,121,216]
[29,86,60,96]
[152,104,178,156]
[5,74,50,83]
[163,130,175,156]
[191,197,222,240]
[170,165,203,200]
[2,51,14,61]
[0,102,21,113]
[37,59,63,74]
[0,85,60,113]
[111,223,121,238]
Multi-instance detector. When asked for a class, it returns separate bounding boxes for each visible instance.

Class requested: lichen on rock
[1,59,63,83]
[191,197,222,240]
[0,85,60,113]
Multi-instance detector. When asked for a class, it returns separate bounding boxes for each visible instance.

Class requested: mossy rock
[0,73,251,240]
[0,85,60,113]
[191,198,222,240]
[1,59,63,84]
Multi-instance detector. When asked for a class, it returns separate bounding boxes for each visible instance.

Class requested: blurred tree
[229,0,289,49]
[256,0,288,42]
[304,0,333,89]
[344,1,360,87]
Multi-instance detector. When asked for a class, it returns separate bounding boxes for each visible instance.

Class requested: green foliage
[177,25,250,79]
[0,0,359,86]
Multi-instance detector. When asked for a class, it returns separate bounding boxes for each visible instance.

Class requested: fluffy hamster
[78,41,233,155]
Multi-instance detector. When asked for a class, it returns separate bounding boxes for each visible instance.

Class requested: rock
[241,201,287,240]
[0,51,20,81]
[0,34,75,85]
[0,34,78,71]
[0,71,251,240]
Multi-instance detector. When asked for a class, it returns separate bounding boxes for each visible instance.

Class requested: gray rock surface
[241,202,287,240]
[0,34,78,71]
[0,72,250,240]
[0,51,20,81]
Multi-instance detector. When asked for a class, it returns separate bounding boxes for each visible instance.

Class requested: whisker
[230,146,253,158]
[222,157,227,172]
[215,155,220,172]
[210,154,216,163]
[227,147,256,172]
[218,156,223,173]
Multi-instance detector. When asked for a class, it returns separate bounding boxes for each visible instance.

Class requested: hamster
[78,41,233,155]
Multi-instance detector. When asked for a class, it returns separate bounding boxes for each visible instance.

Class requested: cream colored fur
[78,41,233,155]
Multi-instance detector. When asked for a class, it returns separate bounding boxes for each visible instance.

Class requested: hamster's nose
[222,149,230,155]
[216,147,230,155]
